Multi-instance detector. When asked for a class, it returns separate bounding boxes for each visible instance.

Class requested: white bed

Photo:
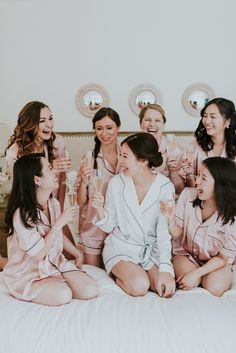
[0,265,236,353]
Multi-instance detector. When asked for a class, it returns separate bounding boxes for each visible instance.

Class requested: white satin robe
[93,173,175,275]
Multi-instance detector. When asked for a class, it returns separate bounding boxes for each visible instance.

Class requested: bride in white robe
[92,132,176,298]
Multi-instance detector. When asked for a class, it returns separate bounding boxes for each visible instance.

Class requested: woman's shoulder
[6,142,18,155]
[156,172,173,185]
[108,173,129,187]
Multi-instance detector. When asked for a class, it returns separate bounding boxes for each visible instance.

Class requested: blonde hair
[139,104,166,124]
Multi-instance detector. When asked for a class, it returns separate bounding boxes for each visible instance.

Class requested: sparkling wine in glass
[68,191,77,206]
[92,169,103,193]
[85,150,93,169]
[67,184,77,206]
[161,191,175,215]
[61,149,71,180]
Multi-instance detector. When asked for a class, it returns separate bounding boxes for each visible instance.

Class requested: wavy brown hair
[5,101,56,163]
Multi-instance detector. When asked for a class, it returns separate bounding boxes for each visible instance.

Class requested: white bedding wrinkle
[0,265,236,353]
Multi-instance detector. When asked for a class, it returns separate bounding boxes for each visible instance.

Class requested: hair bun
[149,151,163,168]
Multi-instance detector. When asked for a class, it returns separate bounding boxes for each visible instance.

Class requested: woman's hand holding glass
[53,149,71,173]
[160,191,175,217]
[166,136,180,173]
[91,171,105,220]
[91,192,104,210]
[160,191,176,230]
[79,152,93,187]
[179,150,195,180]
[92,169,103,193]
[55,206,79,230]
[67,184,78,207]
[166,158,179,173]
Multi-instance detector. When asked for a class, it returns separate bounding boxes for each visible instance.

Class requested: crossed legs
[173,255,232,296]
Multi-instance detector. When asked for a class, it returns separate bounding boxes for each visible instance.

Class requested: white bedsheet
[0,265,236,353]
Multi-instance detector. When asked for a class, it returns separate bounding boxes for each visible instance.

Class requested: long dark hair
[194,98,236,159]
[5,153,45,235]
[193,157,236,224]
[92,107,121,169]
[5,101,56,163]
[121,132,163,169]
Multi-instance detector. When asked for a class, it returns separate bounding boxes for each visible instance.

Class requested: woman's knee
[54,285,73,305]
[202,273,232,297]
[124,276,150,297]
[33,283,72,306]
[77,281,98,300]
[202,282,229,297]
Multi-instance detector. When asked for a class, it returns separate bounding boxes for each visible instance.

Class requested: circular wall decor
[182,83,215,117]
[75,83,110,118]
[129,84,162,116]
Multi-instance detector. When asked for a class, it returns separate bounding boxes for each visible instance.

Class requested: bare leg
[32,282,72,306]
[173,255,201,289]
[202,265,233,296]
[62,225,76,260]
[83,253,104,268]
[0,254,7,270]
[147,264,160,293]
[111,261,150,296]
[63,271,98,300]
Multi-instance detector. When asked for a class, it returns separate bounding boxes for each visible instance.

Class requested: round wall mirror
[75,83,110,118]
[129,84,162,115]
[182,83,215,117]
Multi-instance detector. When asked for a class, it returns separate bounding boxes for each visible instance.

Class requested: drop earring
[37,184,41,192]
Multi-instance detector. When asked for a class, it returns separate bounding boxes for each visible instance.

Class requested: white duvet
[0,265,236,353]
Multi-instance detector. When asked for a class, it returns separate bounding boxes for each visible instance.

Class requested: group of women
[0,97,236,305]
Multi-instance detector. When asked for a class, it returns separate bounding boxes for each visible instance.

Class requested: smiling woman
[76,107,122,268]
[4,101,75,252]
[179,97,236,185]
[139,104,185,196]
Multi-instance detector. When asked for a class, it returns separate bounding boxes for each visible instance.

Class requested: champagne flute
[92,169,103,193]
[182,149,195,179]
[61,149,71,181]
[67,184,77,206]
[66,183,79,237]
[160,191,175,216]
[84,151,93,193]
[85,150,93,169]
[166,135,176,162]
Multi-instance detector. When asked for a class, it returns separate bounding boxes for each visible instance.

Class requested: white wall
[0,0,236,134]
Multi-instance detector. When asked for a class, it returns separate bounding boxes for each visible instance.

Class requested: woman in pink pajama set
[162,157,236,296]
[77,107,122,268]
[3,154,98,305]
[180,97,236,183]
